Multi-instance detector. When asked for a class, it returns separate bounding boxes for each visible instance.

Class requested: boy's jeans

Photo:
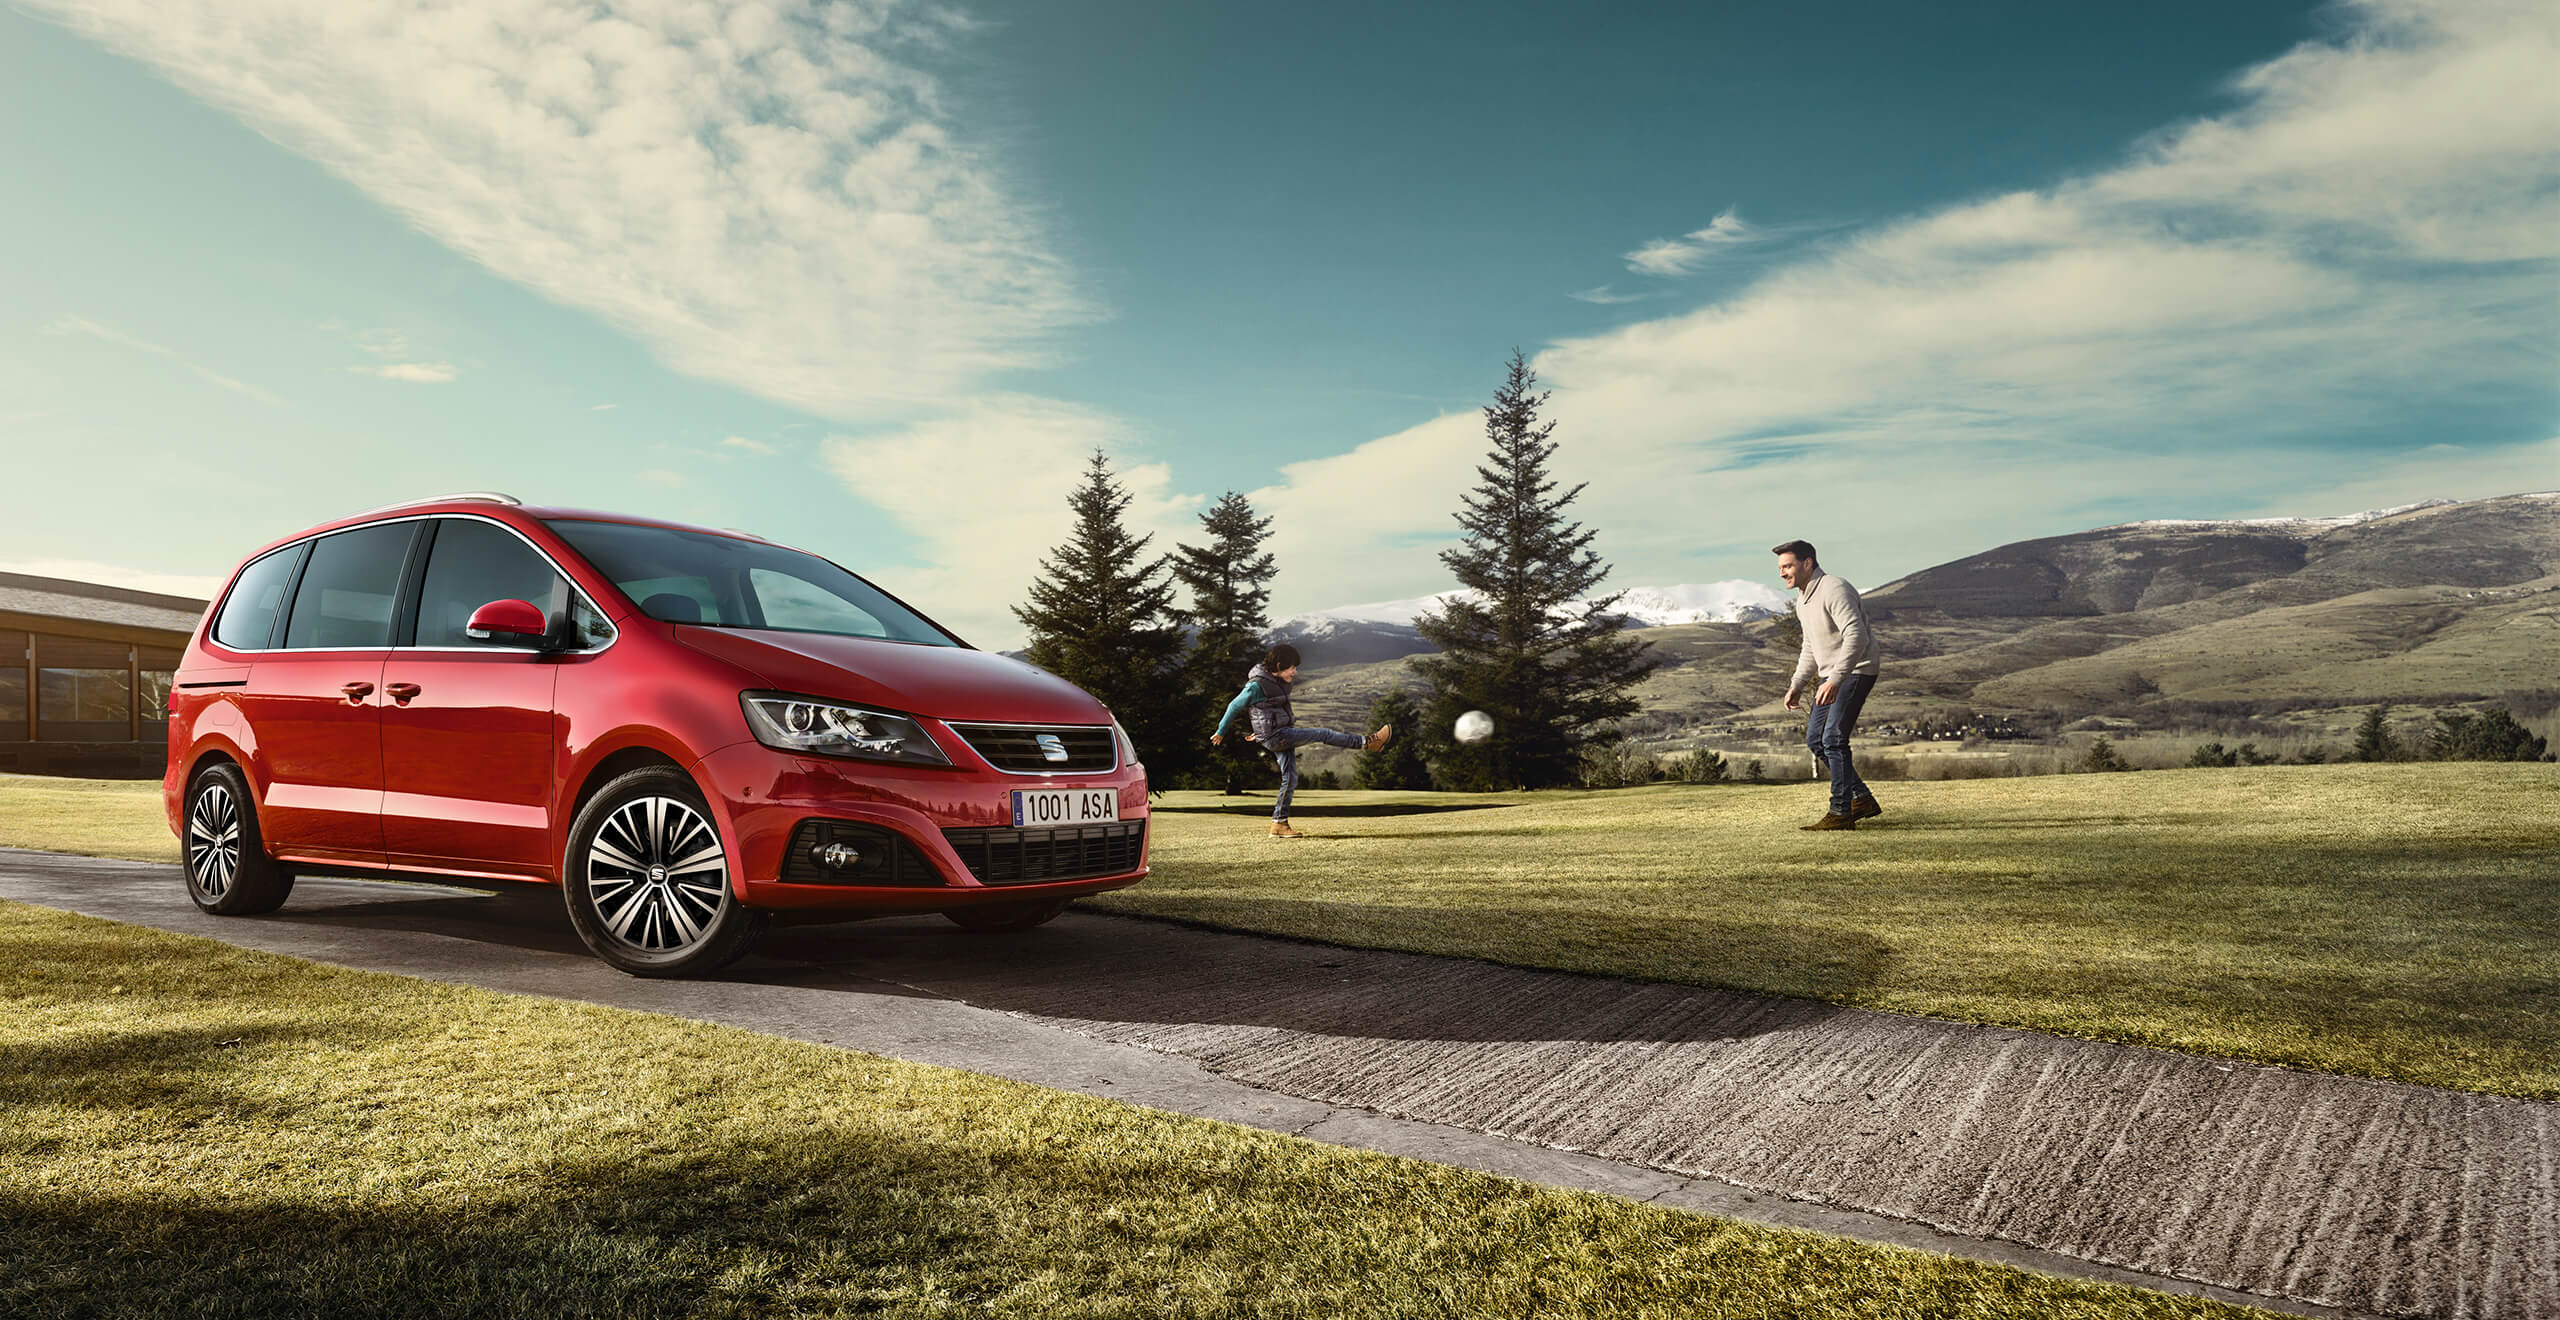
[1266,726,1367,820]
[1804,673,1877,817]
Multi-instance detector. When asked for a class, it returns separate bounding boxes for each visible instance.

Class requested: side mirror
[464,598,551,645]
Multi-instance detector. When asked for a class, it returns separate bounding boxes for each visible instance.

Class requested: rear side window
[211,545,303,650]
[414,520,568,647]
[283,523,415,649]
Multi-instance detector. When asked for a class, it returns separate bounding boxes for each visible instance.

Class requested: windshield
[545,519,963,647]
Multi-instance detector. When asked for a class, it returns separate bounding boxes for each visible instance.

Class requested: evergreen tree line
[1013,352,1657,792]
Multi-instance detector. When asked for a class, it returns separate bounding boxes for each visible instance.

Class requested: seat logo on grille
[1035,733,1070,762]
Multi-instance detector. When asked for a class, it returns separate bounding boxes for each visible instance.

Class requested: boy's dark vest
[1245,664,1295,741]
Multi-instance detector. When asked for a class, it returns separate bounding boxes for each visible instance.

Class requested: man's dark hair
[1264,643,1302,672]
[1770,539,1817,563]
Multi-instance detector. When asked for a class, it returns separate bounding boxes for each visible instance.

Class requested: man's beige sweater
[1789,569,1880,691]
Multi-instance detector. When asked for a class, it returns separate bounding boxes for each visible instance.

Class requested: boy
[1210,643,1391,838]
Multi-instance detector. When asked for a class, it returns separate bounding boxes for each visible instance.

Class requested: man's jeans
[1805,673,1877,818]
[1266,726,1367,821]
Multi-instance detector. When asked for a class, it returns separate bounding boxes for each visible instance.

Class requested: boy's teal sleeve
[1213,681,1261,737]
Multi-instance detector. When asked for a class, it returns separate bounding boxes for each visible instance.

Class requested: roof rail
[342,491,524,520]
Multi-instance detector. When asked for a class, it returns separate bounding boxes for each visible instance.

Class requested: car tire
[562,766,765,977]
[182,762,294,916]
[942,897,1071,932]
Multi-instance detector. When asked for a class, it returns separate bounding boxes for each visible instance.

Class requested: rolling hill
[1274,492,2560,762]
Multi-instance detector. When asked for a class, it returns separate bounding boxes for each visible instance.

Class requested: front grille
[946,722,1117,773]
[781,819,945,887]
[941,821,1146,886]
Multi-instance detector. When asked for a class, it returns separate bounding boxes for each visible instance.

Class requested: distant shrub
[2290,747,2330,765]
[1744,758,1767,783]
[2350,705,2402,762]
[2187,741,2239,769]
[1576,742,1660,790]
[1669,749,1728,783]
[2236,742,2278,766]
[2427,708,2549,763]
[1310,769,1342,790]
[2078,737,2134,773]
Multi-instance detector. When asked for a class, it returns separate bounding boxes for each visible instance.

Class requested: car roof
[237,498,771,565]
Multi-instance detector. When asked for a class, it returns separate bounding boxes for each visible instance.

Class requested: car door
[378,516,590,877]
[244,521,420,865]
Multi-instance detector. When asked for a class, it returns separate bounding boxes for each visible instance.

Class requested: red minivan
[165,493,1148,976]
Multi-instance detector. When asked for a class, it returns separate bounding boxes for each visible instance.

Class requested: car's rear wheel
[942,897,1071,932]
[563,767,764,977]
[183,762,294,916]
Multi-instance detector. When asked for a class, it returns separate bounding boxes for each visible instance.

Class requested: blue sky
[2,0,2552,646]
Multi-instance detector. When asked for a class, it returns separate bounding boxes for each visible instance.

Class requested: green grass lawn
[1112,764,2560,1099]
[0,902,2271,1319]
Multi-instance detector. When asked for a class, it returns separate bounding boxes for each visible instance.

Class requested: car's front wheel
[182,762,294,916]
[562,767,764,977]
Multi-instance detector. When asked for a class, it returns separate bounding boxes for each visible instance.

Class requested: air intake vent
[946,722,1117,773]
[941,821,1145,885]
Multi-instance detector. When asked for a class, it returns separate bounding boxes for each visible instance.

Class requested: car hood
[673,627,1111,726]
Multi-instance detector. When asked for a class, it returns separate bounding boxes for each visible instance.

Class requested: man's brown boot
[1800,813,1857,831]
[1851,795,1883,821]
[1364,724,1394,752]
[1269,821,1302,839]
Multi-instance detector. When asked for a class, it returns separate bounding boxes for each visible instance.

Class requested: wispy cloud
[823,398,1200,644]
[1568,286,1652,305]
[590,403,620,412]
[1251,0,2560,616]
[25,0,1083,421]
[1623,209,1759,276]
[721,434,778,456]
[350,362,459,383]
[44,315,286,406]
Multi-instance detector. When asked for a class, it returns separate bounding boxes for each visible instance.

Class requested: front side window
[415,519,570,648]
[283,522,415,649]
[212,544,303,650]
[546,519,959,646]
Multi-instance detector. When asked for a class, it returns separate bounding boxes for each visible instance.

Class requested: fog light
[811,841,863,871]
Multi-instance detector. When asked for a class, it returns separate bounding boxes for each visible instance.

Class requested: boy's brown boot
[1269,821,1302,838]
[1364,724,1393,752]
[1800,813,1857,831]
[1851,795,1883,821]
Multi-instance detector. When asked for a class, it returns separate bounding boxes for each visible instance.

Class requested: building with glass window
[0,572,206,778]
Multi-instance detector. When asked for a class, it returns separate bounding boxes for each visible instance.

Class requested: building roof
[0,573,208,638]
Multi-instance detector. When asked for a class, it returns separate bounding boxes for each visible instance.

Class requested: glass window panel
[38,667,131,740]
[415,520,568,647]
[749,567,894,638]
[546,518,957,645]
[283,523,414,649]
[561,594,616,651]
[138,670,175,724]
[0,630,25,741]
[213,545,303,650]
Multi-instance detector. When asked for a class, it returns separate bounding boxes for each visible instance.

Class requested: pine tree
[1412,351,1657,789]
[1169,492,1277,794]
[1014,450,1189,777]
[1353,688,1436,789]
[2350,705,2400,763]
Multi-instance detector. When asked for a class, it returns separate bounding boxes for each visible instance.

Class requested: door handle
[341,681,375,703]
[386,682,422,703]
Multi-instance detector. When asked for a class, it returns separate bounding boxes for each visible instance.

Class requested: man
[1775,539,1882,831]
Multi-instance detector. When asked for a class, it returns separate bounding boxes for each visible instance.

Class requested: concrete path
[4,848,2550,1320]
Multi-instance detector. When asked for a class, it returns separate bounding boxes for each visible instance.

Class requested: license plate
[1011,788,1120,828]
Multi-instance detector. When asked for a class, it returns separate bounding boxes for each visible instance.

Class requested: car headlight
[741,693,952,767]
[1112,716,1140,770]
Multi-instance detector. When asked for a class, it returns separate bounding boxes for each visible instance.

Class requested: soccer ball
[1453,710,1494,744]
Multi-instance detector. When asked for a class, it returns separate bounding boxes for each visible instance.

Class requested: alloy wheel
[187,781,242,900]
[584,795,730,954]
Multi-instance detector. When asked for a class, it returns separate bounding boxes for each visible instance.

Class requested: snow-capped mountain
[2108,499,2458,534]
[1264,581,1791,667]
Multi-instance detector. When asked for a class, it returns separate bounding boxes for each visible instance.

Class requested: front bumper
[693,739,1151,912]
